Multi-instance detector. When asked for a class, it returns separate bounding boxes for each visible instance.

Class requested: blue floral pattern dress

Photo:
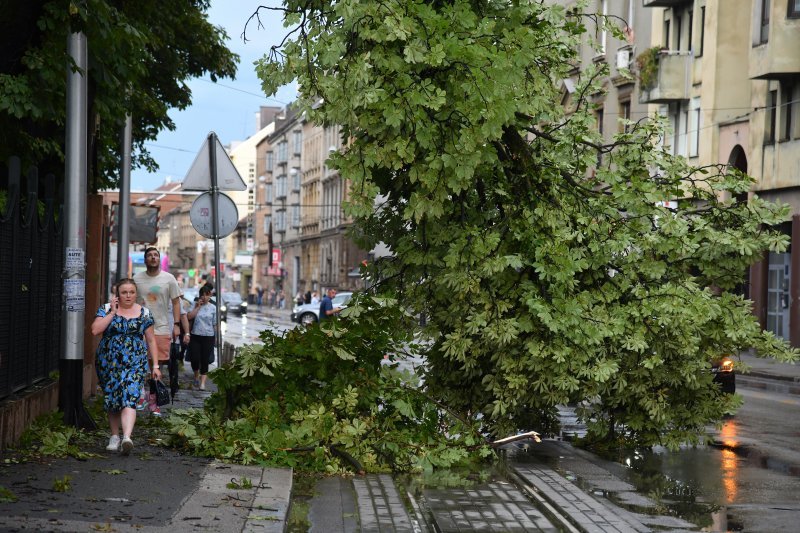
[95,306,153,412]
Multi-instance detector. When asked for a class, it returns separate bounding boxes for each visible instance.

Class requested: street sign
[189,191,239,239]
[182,134,247,191]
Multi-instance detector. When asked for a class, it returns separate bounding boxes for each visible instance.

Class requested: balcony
[750,17,800,79]
[642,0,691,7]
[638,51,691,104]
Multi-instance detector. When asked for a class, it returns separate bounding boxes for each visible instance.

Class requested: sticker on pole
[65,248,84,270]
[189,191,239,239]
[64,279,85,311]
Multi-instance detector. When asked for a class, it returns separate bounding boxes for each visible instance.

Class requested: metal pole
[60,30,96,429]
[116,114,132,280]
[209,132,223,362]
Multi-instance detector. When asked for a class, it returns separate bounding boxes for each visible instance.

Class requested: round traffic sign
[189,191,239,239]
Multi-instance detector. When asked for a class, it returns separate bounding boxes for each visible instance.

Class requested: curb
[737,374,800,396]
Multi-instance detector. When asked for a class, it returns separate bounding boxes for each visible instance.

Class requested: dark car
[221,292,247,317]
[711,355,735,394]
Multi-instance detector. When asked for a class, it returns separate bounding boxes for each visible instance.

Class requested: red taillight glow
[720,358,734,373]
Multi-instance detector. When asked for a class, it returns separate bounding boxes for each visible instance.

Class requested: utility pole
[209,132,224,363]
[116,113,133,280]
[60,29,96,429]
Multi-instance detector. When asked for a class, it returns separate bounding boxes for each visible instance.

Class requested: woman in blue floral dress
[92,278,160,455]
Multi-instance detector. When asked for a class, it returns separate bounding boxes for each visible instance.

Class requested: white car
[291,292,353,326]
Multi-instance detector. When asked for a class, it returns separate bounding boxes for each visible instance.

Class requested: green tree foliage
[254,0,798,449]
[0,0,237,191]
[168,295,491,472]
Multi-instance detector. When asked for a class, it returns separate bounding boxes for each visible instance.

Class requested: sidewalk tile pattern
[424,481,558,532]
[513,464,643,533]
[308,477,359,532]
[353,474,415,532]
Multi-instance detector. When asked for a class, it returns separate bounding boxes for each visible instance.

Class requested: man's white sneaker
[106,435,120,451]
[120,437,134,456]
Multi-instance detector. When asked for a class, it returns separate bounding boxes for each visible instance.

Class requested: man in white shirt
[134,247,189,370]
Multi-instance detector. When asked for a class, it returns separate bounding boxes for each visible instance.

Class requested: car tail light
[719,357,734,373]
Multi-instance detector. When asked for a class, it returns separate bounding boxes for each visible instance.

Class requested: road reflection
[720,420,739,504]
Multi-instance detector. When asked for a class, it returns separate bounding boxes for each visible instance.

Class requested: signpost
[183,132,246,364]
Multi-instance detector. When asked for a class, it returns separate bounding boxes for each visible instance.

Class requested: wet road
[623,386,800,532]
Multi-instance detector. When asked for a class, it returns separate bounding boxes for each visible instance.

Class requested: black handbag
[148,378,170,406]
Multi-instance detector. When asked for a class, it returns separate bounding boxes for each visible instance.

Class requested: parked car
[291,292,353,326]
[221,291,247,317]
[181,288,199,303]
[711,355,735,394]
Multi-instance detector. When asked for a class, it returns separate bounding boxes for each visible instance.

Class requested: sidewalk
[737,351,800,395]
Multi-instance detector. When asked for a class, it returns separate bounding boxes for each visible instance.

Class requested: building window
[619,100,631,133]
[781,82,799,140]
[765,89,778,144]
[292,169,301,191]
[292,131,303,155]
[290,205,300,227]
[266,183,273,203]
[672,104,688,158]
[277,141,288,163]
[263,215,271,234]
[698,7,705,57]
[789,0,800,18]
[689,97,701,157]
[675,14,682,51]
[266,151,274,171]
[663,18,671,49]
[760,0,771,44]
[687,10,693,53]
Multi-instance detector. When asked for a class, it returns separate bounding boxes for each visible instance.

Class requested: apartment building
[745,0,800,344]
[555,1,653,141]
[642,1,800,345]
[299,114,325,292]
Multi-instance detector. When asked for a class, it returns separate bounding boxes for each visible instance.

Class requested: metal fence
[0,156,64,401]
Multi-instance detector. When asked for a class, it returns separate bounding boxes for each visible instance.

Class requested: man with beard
[134,247,188,415]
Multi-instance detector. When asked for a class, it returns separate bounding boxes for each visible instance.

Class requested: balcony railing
[639,51,691,104]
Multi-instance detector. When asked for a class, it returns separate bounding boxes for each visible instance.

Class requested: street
[596,384,800,532]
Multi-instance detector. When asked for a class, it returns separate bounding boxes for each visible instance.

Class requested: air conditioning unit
[616,48,632,70]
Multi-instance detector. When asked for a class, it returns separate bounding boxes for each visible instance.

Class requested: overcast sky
[130,1,297,192]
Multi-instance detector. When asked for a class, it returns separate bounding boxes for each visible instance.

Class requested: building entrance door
[767,252,791,340]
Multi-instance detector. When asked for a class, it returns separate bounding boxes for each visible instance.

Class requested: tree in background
[0,0,237,191]
[255,0,798,448]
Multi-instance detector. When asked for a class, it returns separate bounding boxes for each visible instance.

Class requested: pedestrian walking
[278,289,286,309]
[187,284,217,390]
[311,291,320,306]
[295,292,304,307]
[319,288,343,321]
[134,247,188,415]
[256,285,264,312]
[91,278,159,456]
